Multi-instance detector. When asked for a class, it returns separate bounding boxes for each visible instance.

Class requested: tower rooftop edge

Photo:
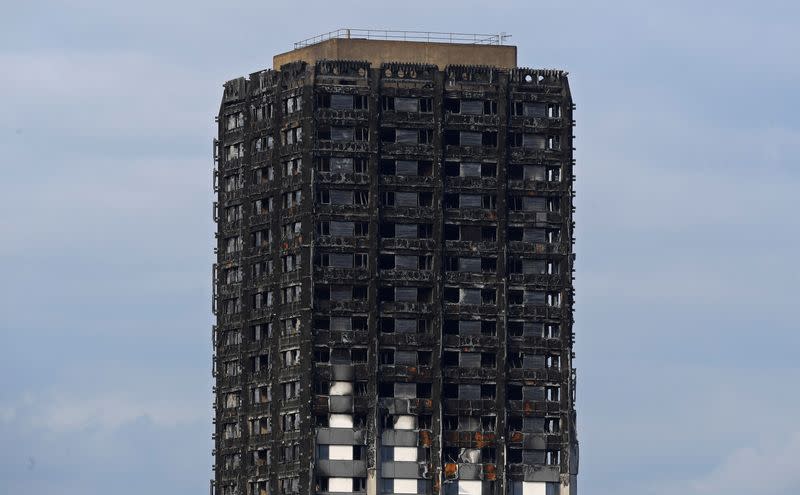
[273,37,518,70]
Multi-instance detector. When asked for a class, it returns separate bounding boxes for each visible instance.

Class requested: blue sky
[1,1,798,494]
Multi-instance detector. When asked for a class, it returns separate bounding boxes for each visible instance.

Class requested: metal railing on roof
[294,29,511,49]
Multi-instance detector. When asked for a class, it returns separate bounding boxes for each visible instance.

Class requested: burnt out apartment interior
[212,30,577,495]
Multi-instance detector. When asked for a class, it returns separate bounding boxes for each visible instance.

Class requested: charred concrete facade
[213,37,577,495]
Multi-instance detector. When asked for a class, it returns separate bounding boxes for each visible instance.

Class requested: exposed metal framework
[212,54,577,495]
[293,29,511,49]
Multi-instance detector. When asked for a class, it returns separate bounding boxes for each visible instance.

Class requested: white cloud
[647,432,800,495]
[0,391,206,433]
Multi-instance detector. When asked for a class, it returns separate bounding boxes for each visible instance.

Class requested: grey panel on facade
[460,194,481,208]
[381,429,418,446]
[395,160,418,175]
[395,192,418,206]
[524,291,546,304]
[459,384,480,400]
[459,320,481,335]
[395,255,418,269]
[522,450,546,465]
[523,228,546,242]
[523,322,543,336]
[395,319,417,333]
[395,287,417,302]
[329,395,354,413]
[523,354,545,369]
[522,260,547,274]
[570,444,579,475]
[524,165,546,180]
[331,317,353,331]
[330,157,354,173]
[316,459,367,477]
[395,129,418,144]
[394,383,416,399]
[396,350,416,365]
[523,197,547,211]
[460,162,481,177]
[523,102,547,117]
[317,428,360,445]
[381,461,420,479]
[331,364,355,381]
[458,464,483,479]
[522,386,545,400]
[330,286,352,301]
[330,189,353,205]
[460,100,483,115]
[395,97,419,112]
[459,131,482,146]
[523,433,547,449]
[331,127,354,142]
[460,352,480,368]
[523,417,545,433]
[383,398,410,415]
[524,466,561,483]
[460,289,481,304]
[459,257,481,272]
[330,221,354,236]
[522,134,546,149]
[331,348,350,364]
[330,94,354,110]
[330,253,353,268]
[396,224,418,238]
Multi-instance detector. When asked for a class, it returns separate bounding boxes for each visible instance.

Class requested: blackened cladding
[213,59,577,495]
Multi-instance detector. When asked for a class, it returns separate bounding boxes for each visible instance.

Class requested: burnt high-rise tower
[212,30,577,495]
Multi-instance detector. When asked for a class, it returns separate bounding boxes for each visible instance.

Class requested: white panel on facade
[330,381,353,396]
[523,481,548,495]
[393,479,418,494]
[393,415,416,430]
[329,445,354,460]
[458,480,482,495]
[393,446,418,462]
[329,414,354,428]
[329,477,353,493]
